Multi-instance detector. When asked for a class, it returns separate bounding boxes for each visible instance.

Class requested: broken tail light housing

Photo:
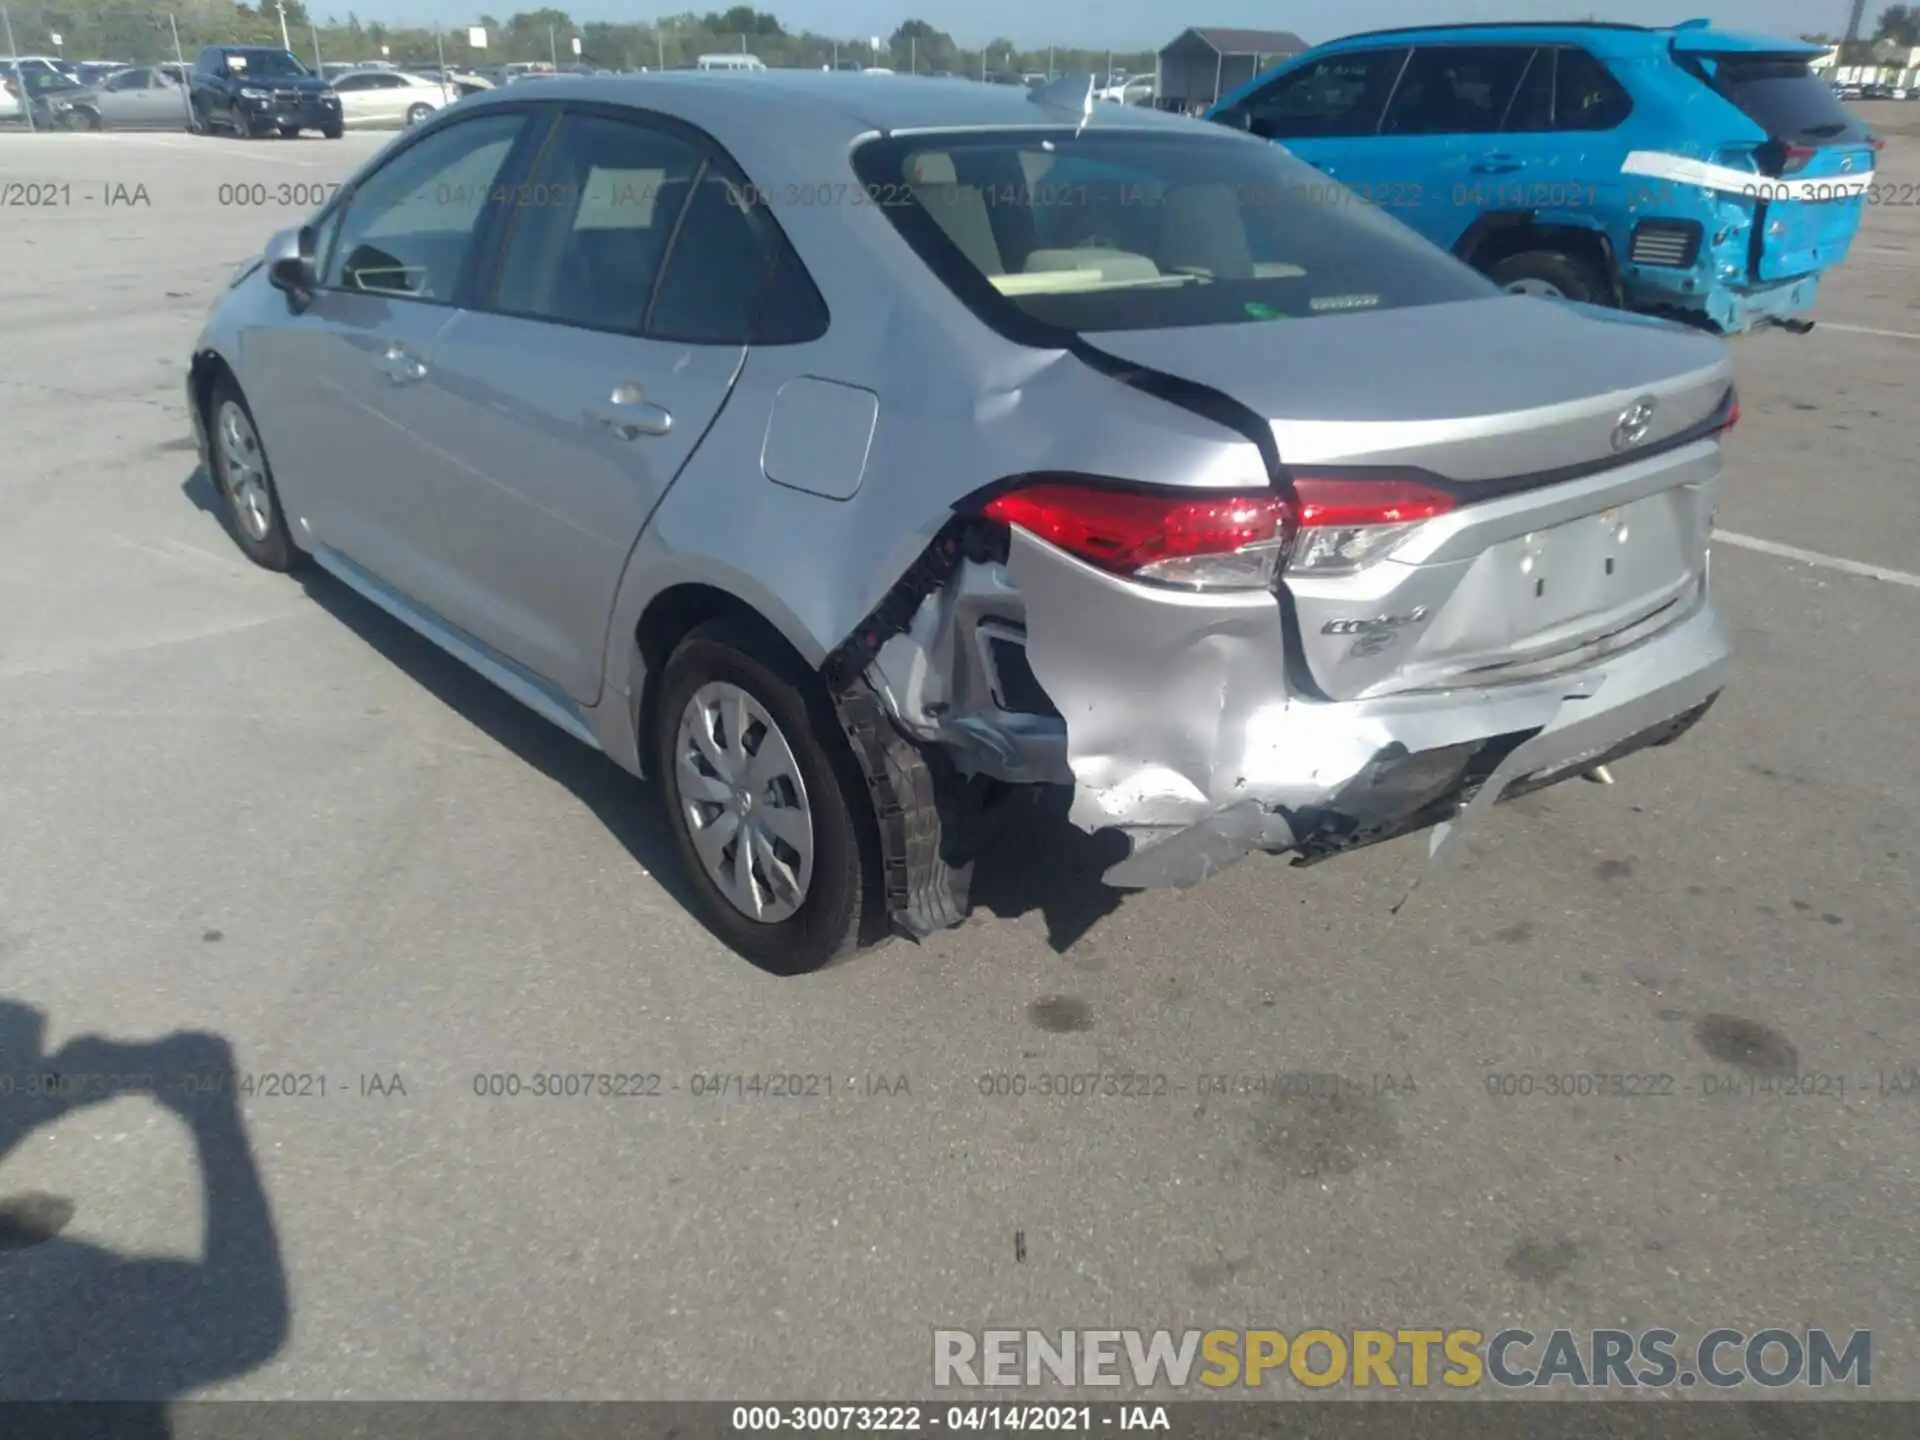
[980,472,1455,591]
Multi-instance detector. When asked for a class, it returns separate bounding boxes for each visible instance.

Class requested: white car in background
[327,68,454,128]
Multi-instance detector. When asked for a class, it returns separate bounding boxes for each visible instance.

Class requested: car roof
[459,69,1206,145]
[1312,20,1822,59]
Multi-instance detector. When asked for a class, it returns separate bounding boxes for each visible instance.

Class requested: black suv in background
[188,45,342,138]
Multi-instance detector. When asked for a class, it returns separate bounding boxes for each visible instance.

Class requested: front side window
[324,111,528,300]
[1380,45,1537,136]
[1236,48,1408,139]
[854,128,1495,335]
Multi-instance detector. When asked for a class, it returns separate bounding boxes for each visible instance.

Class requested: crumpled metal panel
[1005,528,1584,889]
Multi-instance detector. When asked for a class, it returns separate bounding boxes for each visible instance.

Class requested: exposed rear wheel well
[634,585,812,775]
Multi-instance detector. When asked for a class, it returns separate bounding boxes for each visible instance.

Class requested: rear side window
[852,128,1496,336]
[487,112,706,332]
[1235,48,1408,139]
[1380,45,1535,136]
[1553,47,1633,131]
[1689,54,1872,145]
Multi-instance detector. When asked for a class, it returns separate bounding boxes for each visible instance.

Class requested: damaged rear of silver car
[832,114,1734,908]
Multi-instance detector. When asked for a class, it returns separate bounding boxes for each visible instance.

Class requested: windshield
[1694,55,1872,145]
[222,49,312,78]
[850,127,1495,335]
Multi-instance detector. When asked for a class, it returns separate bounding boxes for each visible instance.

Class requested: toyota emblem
[1610,396,1658,451]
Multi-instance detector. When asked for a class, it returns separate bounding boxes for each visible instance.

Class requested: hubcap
[674,682,814,924]
[215,400,273,541]
[1506,278,1565,298]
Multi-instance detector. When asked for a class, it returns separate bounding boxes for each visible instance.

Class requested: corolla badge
[1610,396,1658,452]
[1323,606,1428,636]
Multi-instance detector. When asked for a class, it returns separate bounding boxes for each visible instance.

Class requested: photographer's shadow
[0,1000,289,1435]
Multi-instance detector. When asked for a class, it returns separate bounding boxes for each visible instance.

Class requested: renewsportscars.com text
[933,1328,1871,1390]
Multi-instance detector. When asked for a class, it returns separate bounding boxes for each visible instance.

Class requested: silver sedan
[187,72,1736,973]
[66,65,194,129]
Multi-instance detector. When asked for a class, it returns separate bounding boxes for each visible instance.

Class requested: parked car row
[0,45,494,133]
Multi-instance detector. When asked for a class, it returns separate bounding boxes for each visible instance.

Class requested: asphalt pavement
[0,113,1916,1404]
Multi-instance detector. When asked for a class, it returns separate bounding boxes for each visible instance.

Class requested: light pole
[277,0,291,51]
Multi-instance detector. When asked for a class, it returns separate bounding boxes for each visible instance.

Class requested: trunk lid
[1088,296,1734,700]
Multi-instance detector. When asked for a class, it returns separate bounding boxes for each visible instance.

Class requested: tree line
[1,1,1160,79]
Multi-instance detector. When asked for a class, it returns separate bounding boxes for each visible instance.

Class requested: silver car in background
[62,64,193,130]
[188,73,1736,973]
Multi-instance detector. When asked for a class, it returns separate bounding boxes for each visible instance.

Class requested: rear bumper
[1625,270,1822,334]
[1093,596,1732,889]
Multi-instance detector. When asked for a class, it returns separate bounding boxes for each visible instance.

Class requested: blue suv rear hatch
[1666,32,1877,283]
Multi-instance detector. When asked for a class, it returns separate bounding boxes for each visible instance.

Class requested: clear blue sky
[334,0,1866,51]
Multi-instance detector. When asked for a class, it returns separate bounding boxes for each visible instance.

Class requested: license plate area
[1421,488,1699,666]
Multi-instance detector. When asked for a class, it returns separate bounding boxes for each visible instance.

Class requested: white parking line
[1716,530,1920,590]
[1820,322,1920,341]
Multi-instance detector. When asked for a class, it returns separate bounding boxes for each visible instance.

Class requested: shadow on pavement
[180,466,1134,961]
[0,999,290,1436]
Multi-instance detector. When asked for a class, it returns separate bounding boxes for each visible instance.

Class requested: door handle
[1472,153,1524,174]
[587,383,672,440]
[379,344,427,385]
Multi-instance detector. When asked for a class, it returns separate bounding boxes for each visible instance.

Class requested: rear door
[1672,45,1875,280]
[1370,43,1544,248]
[409,107,786,702]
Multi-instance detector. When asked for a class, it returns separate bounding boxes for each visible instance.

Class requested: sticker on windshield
[227,54,248,70]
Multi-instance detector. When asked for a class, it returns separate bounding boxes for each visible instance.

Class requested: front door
[242,109,536,607]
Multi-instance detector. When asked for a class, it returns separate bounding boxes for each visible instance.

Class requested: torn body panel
[1007,526,1733,891]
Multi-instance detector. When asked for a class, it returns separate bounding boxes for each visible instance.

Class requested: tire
[651,618,882,974]
[1486,249,1610,304]
[279,125,299,137]
[323,124,343,139]
[404,102,433,126]
[206,376,307,573]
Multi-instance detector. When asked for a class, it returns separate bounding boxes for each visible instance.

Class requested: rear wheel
[651,619,881,974]
[207,376,307,573]
[279,125,299,137]
[1487,249,1610,304]
[323,123,343,139]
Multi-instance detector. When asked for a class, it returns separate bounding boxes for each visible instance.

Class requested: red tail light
[1781,143,1817,174]
[980,473,1455,591]
[1715,391,1740,438]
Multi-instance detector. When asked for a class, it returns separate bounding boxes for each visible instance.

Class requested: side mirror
[1216,107,1254,132]
[265,225,317,311]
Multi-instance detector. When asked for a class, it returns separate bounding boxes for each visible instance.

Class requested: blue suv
[1207,20,1878,334]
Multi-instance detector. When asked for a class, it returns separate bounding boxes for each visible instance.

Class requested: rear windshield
[1691,55,1871,145]
[849,128,1496,335]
